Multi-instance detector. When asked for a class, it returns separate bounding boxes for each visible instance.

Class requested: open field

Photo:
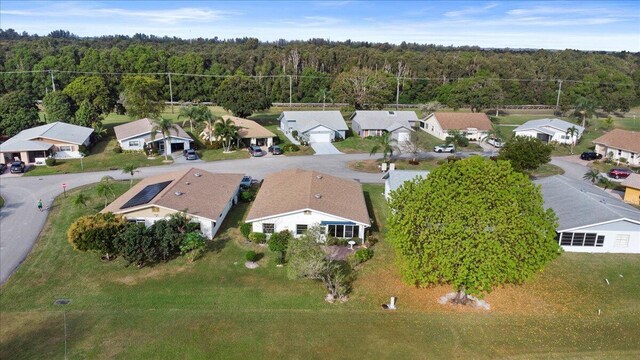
[1,182,639,358]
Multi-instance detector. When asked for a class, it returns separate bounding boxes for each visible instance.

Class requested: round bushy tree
[498,136,552,173]
[387,156,559,304]
[67,212,127,260]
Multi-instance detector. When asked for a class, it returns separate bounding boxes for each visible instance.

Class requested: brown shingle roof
[114,118,191,141]
[246,169,370,225]
[592,129,640,153]
[222,115,276,139]
[621,173,640,190]
[430,112,493,131]
[102,168,243,221]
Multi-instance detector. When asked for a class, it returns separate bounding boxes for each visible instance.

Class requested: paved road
[550,155,590,182]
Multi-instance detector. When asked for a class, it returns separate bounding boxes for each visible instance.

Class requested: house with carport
[278,111,348,143]
[0,122,93,165]
[419,112,493,141]
[512,118,584,144]
[537,175,640,253]
[224,115,276,147]
[350,110,418,142]
[245,169,370,242]
[592,129,640,166]
[114,118,193,155]
[102,168,243,239]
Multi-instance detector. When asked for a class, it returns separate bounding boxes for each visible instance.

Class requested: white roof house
[114,118,193,154]
[536,176,640,253]
[382,170,430,200]
[0,121,93,163]
[278,111,348,143]
[513,118,584,145]
[350,111,418,142]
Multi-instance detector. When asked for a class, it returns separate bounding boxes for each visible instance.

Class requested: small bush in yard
[282,143,300,152]
[240,222,252,239]
[354,248,374,264]
[113,145,123,153]
[246,250,258,262]
[45,157,56,166]
[180,232,206,262]
[248,232,267,244]
[366,235,378,247]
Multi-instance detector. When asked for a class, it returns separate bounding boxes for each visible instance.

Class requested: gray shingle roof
[351,110,418,131]
[280,111,348,133]
[513,118,584,136]
[0,122,93,152]
[383,170,430,193]
[536,175,640,231]
[114,118,191,141]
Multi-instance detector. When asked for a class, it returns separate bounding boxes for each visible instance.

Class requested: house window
[296,224,308,235]
[59,145,73,151]
[262,223,275,234]
[129,140,141,147]
[618,150,622,156]
[327,224,357,238]
[559,232,603,247]
[596,235,604,247]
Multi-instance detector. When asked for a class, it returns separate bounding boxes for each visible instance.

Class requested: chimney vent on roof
[194,173,202,177]
[316,175,323,180]
[175,191,183,196]
[185,181,191,185]
[314,193,322,199]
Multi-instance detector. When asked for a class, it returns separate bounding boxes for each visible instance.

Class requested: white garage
[309,132,332,143]
[396,131,411,142]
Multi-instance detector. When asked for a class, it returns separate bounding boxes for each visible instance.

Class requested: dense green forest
[1,29,639,111]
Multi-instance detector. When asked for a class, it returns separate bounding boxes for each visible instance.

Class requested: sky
[1,1,639,51]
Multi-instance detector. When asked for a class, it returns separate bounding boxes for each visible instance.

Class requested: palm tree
[481,125,503,143]
[150,118,179,160]
[566,126,579,154]
[214,117,239,152]
[197,106,215,144]
[72,193,90,208]
[369,132,398,161]
[598,177,615,190]
[177,105,198,132]
[95,181,114,209]
[92,122,108,141]
[574,97,596,128]
[121,163,139,188]
[583,169,600,184]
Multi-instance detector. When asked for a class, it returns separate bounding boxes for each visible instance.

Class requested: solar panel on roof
[121,181,172,209]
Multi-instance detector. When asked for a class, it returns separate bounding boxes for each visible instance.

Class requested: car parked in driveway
[487,138,504,148]
[248,145,265,157]
[434,144,455,153]
[184,149,198,160]
[240,175,252,189]
[10,161,25,174]
[580,151,603,161]
[608,168,632,179]
[268,145,283,155]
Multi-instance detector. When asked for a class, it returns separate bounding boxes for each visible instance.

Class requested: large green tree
[43,91,76,122]
[331,68,393,109]
[67,212,127,260]
[0,91,40,136]
[498,136,552,173]
[215,75,271,117]
[121,75,165,119]
[63,76,114,115]
[387,156,559,304]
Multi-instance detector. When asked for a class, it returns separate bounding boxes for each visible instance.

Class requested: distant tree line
[0,28,638,117]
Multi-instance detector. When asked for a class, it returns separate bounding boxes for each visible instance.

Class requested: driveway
[310,142,343,155]
[550,156,591,182]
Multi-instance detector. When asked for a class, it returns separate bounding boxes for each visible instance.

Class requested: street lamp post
[54,299,71,360]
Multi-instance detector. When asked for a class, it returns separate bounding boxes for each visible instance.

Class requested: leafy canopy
[121,75,165,119]
[387,156,559,298]
[498,136,552,173]
[0,91,40,137]
[215,75,270,118]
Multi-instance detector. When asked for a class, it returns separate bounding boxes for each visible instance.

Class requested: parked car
[240,175,252,189]
[0,163,6,174]
[248,145,265,157]
[434,144,455,153]
[487,138,504,148]
[268,145,283,155]
[184,149,198,160]
[10,161,25,174]
[580,151,603,161]
[608,168,632,179]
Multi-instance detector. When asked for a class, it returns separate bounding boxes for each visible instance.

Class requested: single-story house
[0,121,93,165]
[223,115,276,147]
[536,175,640,253]
[278,111,348,143]
[382,170,430,201]
[245,169,371,242]
[419,112,493,141]
[513,118,584,144]
[350,110,418,142]
[114,118,192,155]
[621,174,640,206]
[102,168,243,239]
[592,129,640,166]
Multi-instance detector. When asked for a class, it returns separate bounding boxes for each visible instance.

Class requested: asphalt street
[0,152,589,284]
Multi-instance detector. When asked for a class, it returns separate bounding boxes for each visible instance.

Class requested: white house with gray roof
[382,169,429,200]
[536,176,640,253]
[278,111,348,143]
[114,118,193,155]
[513,118,584,144]
[350,110,418,142]
[0,122,93,165]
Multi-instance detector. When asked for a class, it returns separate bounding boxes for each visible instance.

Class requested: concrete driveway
[310,142,343,155]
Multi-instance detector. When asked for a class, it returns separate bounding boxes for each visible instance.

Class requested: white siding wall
[119,134,148,151]
[595,144,639,166]
[352,120,363,137]
[421,116,447,140]
[559,229,640,253]
[210,190,238,239]
[249,209,366,241]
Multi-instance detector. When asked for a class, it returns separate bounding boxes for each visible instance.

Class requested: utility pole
[555,80,563,112]
[396,77,400,110]
[50,70,56,91]
[168,73,174,114]
[322,89,326,111]
[289,75,293,107]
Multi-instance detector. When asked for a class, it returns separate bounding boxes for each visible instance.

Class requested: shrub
[619,157,628,163]
[436,159,446,166]
[248,232,267,244]
[67,212,128,260]
[291,130,298,138]
[354,248,374,264]
[180,232,206,262]
[246,250,258,262]
[239,222,252,239]
[45,157,56,166]
[240,188,256,202]
[457,136,469,147]
[268,230,291,252]
[282,143,300,152]
[326,237,349,246]
[366,235,378,247]
[113,145,123,153]
[78,145,89,156]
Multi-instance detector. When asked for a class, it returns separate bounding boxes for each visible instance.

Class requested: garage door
[397,132,410,142]
[309,132,331,143]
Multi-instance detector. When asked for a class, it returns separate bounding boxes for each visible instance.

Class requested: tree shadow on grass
[362,190,379,233]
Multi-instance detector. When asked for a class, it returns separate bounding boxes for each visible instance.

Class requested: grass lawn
[528,163,565,178]
[1,182,640,358]
[349,158,440,173]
